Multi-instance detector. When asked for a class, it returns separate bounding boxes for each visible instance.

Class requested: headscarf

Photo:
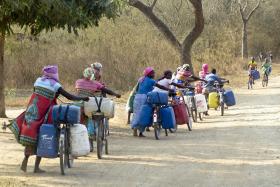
[41,65,59,85]
[83,67,94,79]
[139,67,154,83]
[199,64,209,79]
[90,62,102,81]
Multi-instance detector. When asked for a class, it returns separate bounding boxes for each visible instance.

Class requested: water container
[160,106,175,129]
[185,91,195,97]
[146,92,168,105]
[84,97,115,118]
[173,103,188,125]
[137,104,153,128]
[251,70,260,80]
[52,105,81,124]
[224,90,236,107]
[183,96,193,108]
[70,124,90,157]
[195,94,208,113]
[208,92,219,109]
[37,124,58,158]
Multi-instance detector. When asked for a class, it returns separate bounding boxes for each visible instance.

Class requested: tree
[0,0,123,117]
[128,0,204,71]
[237,0,261,59]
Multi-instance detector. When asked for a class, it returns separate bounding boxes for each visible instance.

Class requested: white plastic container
[195,94,208,113]
[84,97,115,118]
[70,124,90,157]
[184,96,193,108]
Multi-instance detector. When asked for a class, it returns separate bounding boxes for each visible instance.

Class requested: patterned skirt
[8,93,56,147]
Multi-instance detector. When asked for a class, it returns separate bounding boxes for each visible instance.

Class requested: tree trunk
[180,47,193,72]
[242,21,248,59]
[0,34,6,118]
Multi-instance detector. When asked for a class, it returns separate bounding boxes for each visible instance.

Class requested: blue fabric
[205,73,221,88]
[137,77,156,94]
[52,105,81,124]
[131,94,147,130]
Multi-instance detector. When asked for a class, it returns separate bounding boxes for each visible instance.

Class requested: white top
[34,77,62,93]
[153,78,172,93]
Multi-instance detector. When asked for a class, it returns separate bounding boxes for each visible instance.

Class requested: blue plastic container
[52,105,81,124]
[137,104,153,128]
[147,92,168,105]
[37,124,58,158]
[185,91,195,97]
[160,106,175,129]
[224,90,236,106]
[251,70,260,80]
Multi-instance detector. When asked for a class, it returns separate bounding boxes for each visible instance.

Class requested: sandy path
[1,77,280,187]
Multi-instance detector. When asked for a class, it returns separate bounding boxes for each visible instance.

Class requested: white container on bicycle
[84,97,115,118]
[70,124,90,157]
[195,94,208,113]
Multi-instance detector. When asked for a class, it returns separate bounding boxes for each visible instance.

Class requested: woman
[199,64,209,79]
[174,64,206,85]
[8,65,89,173]
[154,70,192,92]
[75,67,121,151]
[131,67,172,137]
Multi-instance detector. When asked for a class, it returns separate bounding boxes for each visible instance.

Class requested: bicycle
[152,104,164,140]
[213,81,228,116]
[183,88,198,123]
[262,72,269,87]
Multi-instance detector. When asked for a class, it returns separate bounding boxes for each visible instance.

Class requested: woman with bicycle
[131,67,172,137]
[8,65,89,173]
[75,67,121,150]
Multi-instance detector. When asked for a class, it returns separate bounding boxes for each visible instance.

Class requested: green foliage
[0,0,124,35]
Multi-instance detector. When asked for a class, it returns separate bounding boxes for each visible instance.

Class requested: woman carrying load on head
[174,64,206,86]
[8,65,89,173]
[75,67,121,151]
[131,67,173,137]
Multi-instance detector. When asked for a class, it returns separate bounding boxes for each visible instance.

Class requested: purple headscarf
[41,65,59,85]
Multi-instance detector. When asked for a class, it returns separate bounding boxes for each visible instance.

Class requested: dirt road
[1,77,280,187]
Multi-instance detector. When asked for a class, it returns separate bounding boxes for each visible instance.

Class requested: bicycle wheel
[105,139,109,155]
[186,107,192,131]
[66,127,74,169]
[96,120,104,159]
[59,129,66,175]
[199,113,203,121]
[191,97,198,122]
[153,123,161,140]
[220,102,224,116]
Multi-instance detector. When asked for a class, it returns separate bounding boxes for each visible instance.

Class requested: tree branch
[242,0,248,12]
[129,0,182,52]
[246,0,261,21]
[150,0,158,10]
[182,0,204,51]
[238,0,245,21]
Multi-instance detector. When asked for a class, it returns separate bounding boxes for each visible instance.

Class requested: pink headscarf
[41,65,59,85]
[199,64,209,79]
[139,67,154,83]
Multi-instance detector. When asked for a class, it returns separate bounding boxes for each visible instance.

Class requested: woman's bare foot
[20,157,28,172]
[139,133,146,137]
[34,168,46,173]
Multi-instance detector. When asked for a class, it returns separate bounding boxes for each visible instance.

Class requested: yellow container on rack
[208,92,219,109]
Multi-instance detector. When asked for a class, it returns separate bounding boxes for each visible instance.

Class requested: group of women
[8,63,120,173]
[8,61,228,173]
[129,63,228,137]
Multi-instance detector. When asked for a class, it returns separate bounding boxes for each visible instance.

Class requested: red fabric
[75,79,105,92]
[11,93,56,146]
[173,103,189,125]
